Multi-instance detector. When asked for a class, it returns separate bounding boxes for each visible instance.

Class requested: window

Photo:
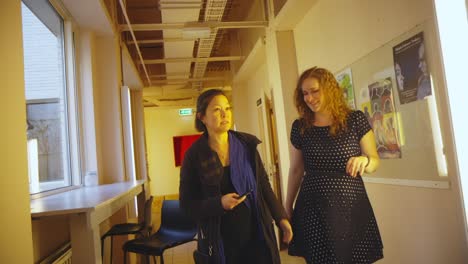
[21,0,80,194]
[434,0,468,225]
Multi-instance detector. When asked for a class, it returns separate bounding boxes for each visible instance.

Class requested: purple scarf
[228,132,263,239]
[213,132,263,263]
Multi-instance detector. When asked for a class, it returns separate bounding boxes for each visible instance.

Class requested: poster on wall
[392,31,432,104]
[366,77,402,159]
[335,67,356,109]
[359,85,372,127]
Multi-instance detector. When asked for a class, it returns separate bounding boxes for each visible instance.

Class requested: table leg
[70,213,102,264]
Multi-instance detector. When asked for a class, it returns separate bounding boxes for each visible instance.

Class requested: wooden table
[31,180,147,264]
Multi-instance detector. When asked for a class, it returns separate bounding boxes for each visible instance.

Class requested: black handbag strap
[199,217,220,257]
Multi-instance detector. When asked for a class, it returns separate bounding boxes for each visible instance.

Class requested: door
[264,93,283,202]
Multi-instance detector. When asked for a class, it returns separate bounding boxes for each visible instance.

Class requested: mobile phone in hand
[237,189,253,199]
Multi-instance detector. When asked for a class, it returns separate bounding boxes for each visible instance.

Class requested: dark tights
[224,239,271,264]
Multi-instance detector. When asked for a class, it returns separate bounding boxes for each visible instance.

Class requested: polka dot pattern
[289,111,383,264]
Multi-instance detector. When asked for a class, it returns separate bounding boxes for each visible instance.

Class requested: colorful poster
[392,32,432,104]
[336,68,356,109]
[366,78,401,159]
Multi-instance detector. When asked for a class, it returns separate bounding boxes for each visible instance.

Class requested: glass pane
[21,2,71,194]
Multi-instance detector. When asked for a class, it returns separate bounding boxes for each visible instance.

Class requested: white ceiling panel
[163,29,183,39]
[166,74,191,80]
[164,41,195,58]
[166,62,191,74]
[160,0,202,7]
[160,2,202,88]
[161,9,200,23]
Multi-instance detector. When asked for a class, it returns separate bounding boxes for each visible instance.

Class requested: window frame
[23,0,83,198]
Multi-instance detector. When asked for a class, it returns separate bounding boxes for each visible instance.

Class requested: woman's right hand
[221,193,246,210]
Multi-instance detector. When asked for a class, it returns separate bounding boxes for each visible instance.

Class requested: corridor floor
[155,241,306,264]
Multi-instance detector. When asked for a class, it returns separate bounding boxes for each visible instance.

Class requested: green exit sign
[179,108,193,116]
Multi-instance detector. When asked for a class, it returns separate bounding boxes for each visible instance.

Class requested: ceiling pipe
[141,55,243,64]
[118,0,152,85]
[150,76,226,84]
[119,21,268,31]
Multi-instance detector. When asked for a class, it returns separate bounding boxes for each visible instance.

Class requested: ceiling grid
[192,0,228,90]
[115,0,264,107]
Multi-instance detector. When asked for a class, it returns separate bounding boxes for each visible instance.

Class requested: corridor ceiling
[115,0,267,107]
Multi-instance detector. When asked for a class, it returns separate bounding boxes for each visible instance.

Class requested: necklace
[209,134,229,164]
[216,149,229,163]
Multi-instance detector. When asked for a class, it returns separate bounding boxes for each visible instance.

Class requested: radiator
[39,242,72,264]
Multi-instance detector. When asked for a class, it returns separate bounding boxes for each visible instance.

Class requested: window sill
[30,185,81,200]
[30,179,146,218]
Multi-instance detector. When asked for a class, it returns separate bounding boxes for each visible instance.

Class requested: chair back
[160,200,197,233]
[143,196,154,233]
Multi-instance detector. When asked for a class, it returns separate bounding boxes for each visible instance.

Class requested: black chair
[101,196,153,264]
[123,200,197,264]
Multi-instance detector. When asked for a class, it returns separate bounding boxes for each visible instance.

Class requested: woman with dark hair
[180,89,292,264]
[286,67,383,263]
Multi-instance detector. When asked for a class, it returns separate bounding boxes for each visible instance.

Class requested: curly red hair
[294,67,351,136]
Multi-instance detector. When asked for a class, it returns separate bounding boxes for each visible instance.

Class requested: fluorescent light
[182,27,211,39]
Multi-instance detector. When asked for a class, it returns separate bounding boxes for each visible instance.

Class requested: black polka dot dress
[288,111,383,264]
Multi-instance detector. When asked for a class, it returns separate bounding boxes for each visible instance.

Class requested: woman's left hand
[279,219,293,244]
[346,156,368,177]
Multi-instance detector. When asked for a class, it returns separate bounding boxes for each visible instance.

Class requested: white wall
[94,35,126,184]
[144,107,199,196]
[275,30,299,132]
[294,0,433,73]
[232,63,269,137]
[78,30,100,183]
[0,0,34,263]
[232,61,271,165]
[131,90,149,182]
[232,18,302,204]
[293,0,467,263]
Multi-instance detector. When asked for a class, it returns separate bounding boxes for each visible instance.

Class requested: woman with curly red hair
[285,67,384,263]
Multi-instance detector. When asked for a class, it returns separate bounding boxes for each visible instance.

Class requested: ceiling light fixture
[182,27,211,39]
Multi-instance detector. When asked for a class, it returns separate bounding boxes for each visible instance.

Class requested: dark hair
[195,89,227,132]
